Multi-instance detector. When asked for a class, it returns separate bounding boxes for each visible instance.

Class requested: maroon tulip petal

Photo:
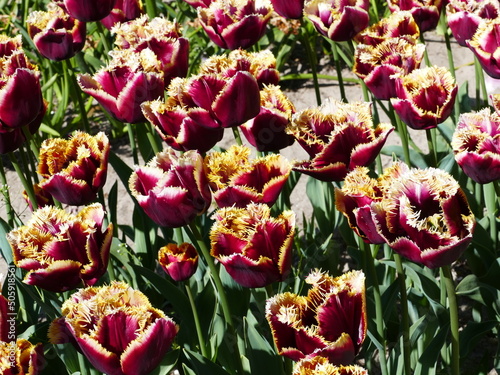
[213,186,260,208]
[221,15,269,50]
[24,260,83,292]
[328,7,369,41]
[271,0,304,19]
[96,311,140,354]
[78,74,121,121]
[75,336,123,375]
[211,232,248,257]
[293,160,349,182]
[33,30,74,61]
[188,75,227,111]
[64,0,117,21]
[40,174,95,205]
[218,253,280,288]
[455,151,500,184]
[313,333,356,365]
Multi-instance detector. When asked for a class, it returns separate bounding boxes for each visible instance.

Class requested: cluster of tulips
[1,0,500,374]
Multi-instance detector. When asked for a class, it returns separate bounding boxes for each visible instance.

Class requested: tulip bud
[271,0,305,19]
[387,0,444,32]
[59,0,117,21]
[158,243,199,281]
[101,0,144,30]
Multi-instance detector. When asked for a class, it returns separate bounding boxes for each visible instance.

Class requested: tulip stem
[330,41,347,102]
[185,282,209,358]
[95,22,111,57]
[65,59,91,134]
[484,182,498,250]
[0,158,15,227]
[232,127,243,146]
[425,128,438,167]
[299,24,322,106]
[393,106,411,165]
[8,152,38,211]
[442,265,460,375]
[442,23,460,124]
[127,123,139,165]
[187,221,245,375]
[394,253,411,375]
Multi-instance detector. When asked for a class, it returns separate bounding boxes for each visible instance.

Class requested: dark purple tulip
[354,11,420,45]
[287,99,393,181]
[158,243,199,281]
[129,148,212,228]
[27,4,86,61]
[452,108,500,184]
[60,0,117,21]
[271,0,305,19]
[100,0,143,29]
[183,0,213,7]
[7,203,113,292]
[210,203,295,288]
[387,0,444,32]
[468,19,500,78]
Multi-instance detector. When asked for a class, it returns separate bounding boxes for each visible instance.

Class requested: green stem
[0,158,14,227]
[394,253,411,375]
[419,34,431,67]
[66,59,91,133]
[96,22,111,57]
[127,123,139,165]
[77,351,89,375]
[185,282,209,358]
[331,41,347,102]
[146,123,161,155]
[425,128,438,167]
[443,28,460,124]
[145,0,158,18]
[232,127,243,146]
[299,24,322,106]
[393,107,411,165]
[442,265,460,375]
[484,182,498,250]
[8,152,37,210]
[175,227,184,244]
[187,221,244,375]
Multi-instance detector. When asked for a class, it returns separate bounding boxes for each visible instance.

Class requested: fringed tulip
[0,338,44,375]
[493,93,500,115]
[37,131,109,206]
[198,0,273,50]
[184,0,213,7]
[22,183,54,211]
[60,0,117,21]
[287,99,393,181]
[266,270,367,364]
[271,0,305,19]
[199,49,280,88]
[27,4,86,61]
[0,34,22,56]
[158,243,199,281]
[205,145,292,208]
[353,37,425,100]
[446,0,499,46]
[468,19,500,78]
[387,0,444,32]
[78,48,164,124]
[451,108,500,183]
[7,203,113,292]
[293,357,368,375]
[101,0,143,29]
[241,85,295,151]
[391,66,457,129]
[354,11,420,45]
[48,282,179,375]
[210,203,295,288]
[112,16,188,87]
[129,148,211,228]
[304,0,370,42]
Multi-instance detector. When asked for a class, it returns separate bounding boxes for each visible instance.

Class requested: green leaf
[150,348,180,375]
[306,177,336,234]
[413,322,450,375]
[0,217,13,265]
[459,321,498,358]
[381,145,428,169]
[108,151,134,195]
[183,348,232,375]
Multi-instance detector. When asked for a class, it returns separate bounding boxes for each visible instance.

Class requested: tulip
[451,108,500,184]
[0,49,44,131]
[210,203,295,288]
[60,0,117,21]
[48,281,179,375]
[446,0,499,47]
[27,4,86,61]
[241,85,295,151]
[78,48,164,124]
[271,0,305,19]
[304,0,370,42]
[101,0,143,29]
[468,19,500,78]
[286,99,393,182]
[353,37,425,100]
[387,0,444,32]
[391,66,457,130]
[112,16,189,87]
[184,0,213,7]
[0,34,22,56]
[37,131,109,206]
[129,148,211,228]
[199,49,280,88]
[266,269,366,364]
[158,242,199,281]
[7,203,112,292]
[493,93,500,115]
[293,357,368,375]
[22,183,54,211]
[354,11,420,46]
[205,145,292,208]
[198,0,273,50]
[0,338,44,375]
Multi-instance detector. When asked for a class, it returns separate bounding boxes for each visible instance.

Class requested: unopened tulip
[27,4,86,61]
[354,11,420,45]
[241,85,295,151]
[446,0,499,46]
[304,0,370,42]
[468,19,500,78]
[184,0,213,7]
[101,0,143,29]
[271,0,305,19]
[37,132,109,206]
[60,0,117,21]
[266,270,366,364]
[129,148,211,228]
[353,37,425,99]
[287,99,393,181]
[112,16,189,87]
[49,281,178,375]
[198,0,273,50]
[205,145,292,207]
[391,66,457,129]
[451,108,500,184]
[78,48,164,124]
[387,0,444,32]
[7,203,112,292]
[293,357,368,375]
[158,243,198,281]
[210,203,295,288]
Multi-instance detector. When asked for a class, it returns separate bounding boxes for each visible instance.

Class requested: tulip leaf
[381,145,427,169]
[150,348,180,375]
[306,176,337,235]
[0,216,13,265]
[413,323,450,375]
[183,348,232,375]
[108,151,134,195]
[459,321,498,358]
[456,274,500,316]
